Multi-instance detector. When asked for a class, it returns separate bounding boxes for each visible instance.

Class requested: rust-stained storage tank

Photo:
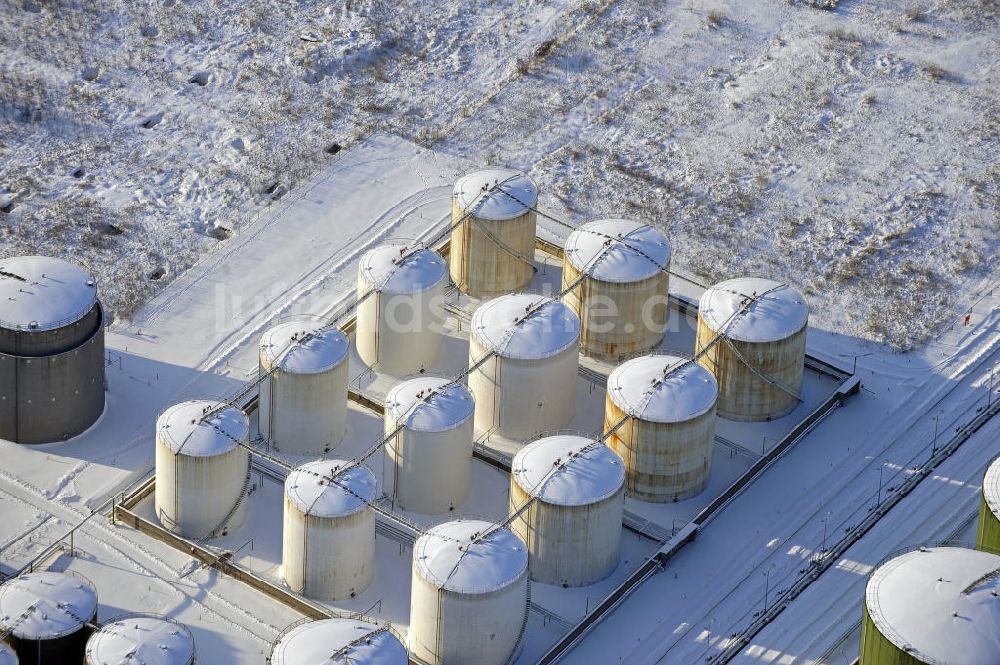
[449,169,538,299]
[562,219,671,361]
[605,354,718,502]
[510,434,625,586]
[695,277,808,421]
[977,456,1000,554]
[0,256,105,444]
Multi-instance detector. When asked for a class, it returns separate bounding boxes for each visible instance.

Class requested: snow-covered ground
[1,0,995,347]
[733,416,999,665]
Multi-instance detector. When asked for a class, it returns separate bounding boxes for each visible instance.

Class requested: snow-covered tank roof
[0,571,98,640]
[270,618,407,665]
[260,320,349,374]
[413,519,528,594]
[453,168,538,221]
[564,219,671,283]
[0,642,15,665]
[358,243,447,295]
[984,456,1000,520]
[157,400,249,457]
[471,293,580,360]
[0,255,98,332]
[86,615,195,665]
[698,277,808,343]
[607,354,718,423]
[512,435,624,506]
[385,377,475,433]
[865,546,1000,665]
[285,460,376,518]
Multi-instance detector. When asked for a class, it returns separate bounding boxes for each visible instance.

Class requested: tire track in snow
[193,183,451,372]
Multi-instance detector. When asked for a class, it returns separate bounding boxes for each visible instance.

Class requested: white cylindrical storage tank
[282,459,376,600]
[510,435,625,586]
[356,243,447,376]
[259,320,349,455]
[383,376,475,514]
[562,219,671,361]
[860,546,1000,665]
[468,294,580,441]
[0,642,15,665]
[605,355,718,502]
[154,400,250,539]
[695,277,808,421]
[449,169,538,299]
[268,618,407,665]
[0,571,98,665]
[85,615,195,665]
[409,519,529,665]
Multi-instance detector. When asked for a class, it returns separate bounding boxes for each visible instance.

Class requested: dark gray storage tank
[0,571,98,665]
[0,256,106,443]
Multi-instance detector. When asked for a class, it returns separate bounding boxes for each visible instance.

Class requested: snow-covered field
[1,0,996,347]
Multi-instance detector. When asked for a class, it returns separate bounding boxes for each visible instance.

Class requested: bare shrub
[920,61,953,82]
[787,0,839,9]
[706,10,726,29]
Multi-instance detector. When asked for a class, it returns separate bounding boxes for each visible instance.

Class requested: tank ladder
[199,421,254,542]
[325,624,392,661]
[962,565,1000,595]
[505,579,533,665]
[719,334,804,403]
[0,602,37,643]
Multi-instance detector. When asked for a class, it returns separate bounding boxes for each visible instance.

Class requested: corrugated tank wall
[859,601,925,665]
[695,322,805,421]
[561,263,668,361]
[448,197,536,299]
[509,482,623,586]
[604,397,715,502]
[281,499,374,600]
